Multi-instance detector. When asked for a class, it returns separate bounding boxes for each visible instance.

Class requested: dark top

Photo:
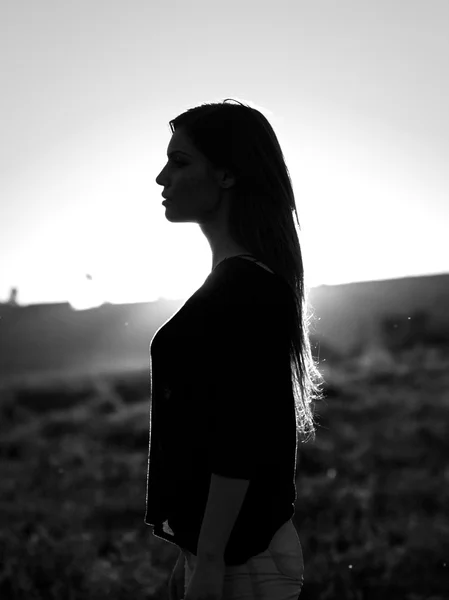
[144,254,299,565]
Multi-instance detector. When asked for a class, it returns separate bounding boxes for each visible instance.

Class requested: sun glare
[67,273,106,311]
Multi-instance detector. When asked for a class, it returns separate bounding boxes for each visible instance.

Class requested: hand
[184,557,225,600]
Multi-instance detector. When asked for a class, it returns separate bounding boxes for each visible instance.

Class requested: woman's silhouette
[146,98,325,600]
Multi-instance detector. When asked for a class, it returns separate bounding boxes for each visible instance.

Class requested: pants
[182,518,304,600]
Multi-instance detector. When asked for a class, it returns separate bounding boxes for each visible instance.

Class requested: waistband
[180,518,295,561]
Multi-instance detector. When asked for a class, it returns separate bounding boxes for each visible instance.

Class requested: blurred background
[1,1,448,599]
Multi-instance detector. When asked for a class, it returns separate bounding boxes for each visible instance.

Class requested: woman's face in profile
[155,129,224,224]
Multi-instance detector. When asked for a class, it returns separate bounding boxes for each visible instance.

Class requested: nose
[155,166,166,186]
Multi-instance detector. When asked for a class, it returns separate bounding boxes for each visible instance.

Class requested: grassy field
[0,343,448,599]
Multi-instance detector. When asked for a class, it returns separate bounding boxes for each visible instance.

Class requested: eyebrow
[167,150,191,158]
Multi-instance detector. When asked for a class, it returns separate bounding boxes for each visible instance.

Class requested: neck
[212,251,255,271]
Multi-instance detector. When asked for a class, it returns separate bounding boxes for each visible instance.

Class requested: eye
[169,156,184,166]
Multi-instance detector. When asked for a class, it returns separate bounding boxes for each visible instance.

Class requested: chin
[164,209,197,225]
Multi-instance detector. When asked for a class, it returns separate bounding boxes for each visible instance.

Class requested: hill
[1,272,448,387]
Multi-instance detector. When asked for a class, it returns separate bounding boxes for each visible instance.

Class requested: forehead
[166,128,216,174]
[167,129,195,155]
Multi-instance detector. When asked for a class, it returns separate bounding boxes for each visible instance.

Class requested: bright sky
[1,0,448,309]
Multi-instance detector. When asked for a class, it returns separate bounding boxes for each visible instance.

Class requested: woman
[145,98,325,600]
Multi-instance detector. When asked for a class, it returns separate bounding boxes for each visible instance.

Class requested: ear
[218,168,236,190]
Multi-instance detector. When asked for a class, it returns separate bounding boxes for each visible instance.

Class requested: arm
[197,473,250,563]
[196,294,270,562]
[168,549,185,600]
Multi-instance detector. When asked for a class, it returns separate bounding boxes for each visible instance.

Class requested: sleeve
[203,293,280,479]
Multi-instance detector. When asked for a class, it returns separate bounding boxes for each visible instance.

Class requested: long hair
[168,98,325,443]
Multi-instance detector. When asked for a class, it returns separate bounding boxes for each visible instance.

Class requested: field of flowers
[0,343,448,599]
